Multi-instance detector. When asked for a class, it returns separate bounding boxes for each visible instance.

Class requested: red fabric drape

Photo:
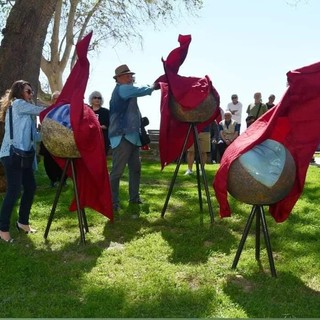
[40,32,113,221]
[213,61,320,223]
[156,34,222,168]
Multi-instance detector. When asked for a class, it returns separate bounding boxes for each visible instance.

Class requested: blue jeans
[0,156,36,231]
[110,138,141,206]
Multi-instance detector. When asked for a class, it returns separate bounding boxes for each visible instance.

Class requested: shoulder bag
[9,106,35,169]
[140,116,150,146]
[245,103,263,127]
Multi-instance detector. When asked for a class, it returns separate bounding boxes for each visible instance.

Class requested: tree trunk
[0,0,58,99]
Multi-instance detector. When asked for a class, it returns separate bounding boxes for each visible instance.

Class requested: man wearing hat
[109,64,159,211]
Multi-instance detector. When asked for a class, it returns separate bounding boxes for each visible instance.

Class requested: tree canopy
[0,0,203,98]
[0,0,57,98]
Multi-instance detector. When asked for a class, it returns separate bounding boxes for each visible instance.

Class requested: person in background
[246,92,268,127]
[227,94,243,131]
[39,91,67,187]
[266,94,276,109]
[109,64,159,211]
[184,125,211,175]
[0,80,44,242]
[218,111,240,158]
[210,120,220,163]
[51,91,60,104]
[88,91,110,155]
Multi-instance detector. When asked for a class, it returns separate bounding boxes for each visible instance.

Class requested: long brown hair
[0,80,32,122]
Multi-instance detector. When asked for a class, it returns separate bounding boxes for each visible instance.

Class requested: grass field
[0,158,319,318]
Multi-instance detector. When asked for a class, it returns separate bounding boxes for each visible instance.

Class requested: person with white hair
[88,91,110,154]
[218,111,240,158]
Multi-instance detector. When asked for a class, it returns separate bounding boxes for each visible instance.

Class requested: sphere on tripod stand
[227,139,296,205]
[41,104,80,158]
[169,92,217,123]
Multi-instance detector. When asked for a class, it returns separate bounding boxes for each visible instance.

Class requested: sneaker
[184,169,193,175]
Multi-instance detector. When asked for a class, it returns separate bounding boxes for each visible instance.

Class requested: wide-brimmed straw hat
[113,64,135,79]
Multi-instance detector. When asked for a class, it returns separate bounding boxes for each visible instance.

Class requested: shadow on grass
[157,208,238,264]
[223,272,320,318]
[81,283,216,318]
[0,234,106,317]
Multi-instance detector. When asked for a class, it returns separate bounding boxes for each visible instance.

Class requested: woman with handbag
[0,80,44,243]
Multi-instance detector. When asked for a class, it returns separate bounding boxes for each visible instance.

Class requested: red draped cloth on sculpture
[40,32,113,221]
[156,34,221,168]
[213,61,320,223]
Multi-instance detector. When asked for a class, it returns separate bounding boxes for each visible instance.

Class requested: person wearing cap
[226,94,243,130]
[109,64,159,211]
[218,111,240,159]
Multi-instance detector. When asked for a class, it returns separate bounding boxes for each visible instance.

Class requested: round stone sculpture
[227,139,296,205]
[169,92,217,123]
[41,104,80,158]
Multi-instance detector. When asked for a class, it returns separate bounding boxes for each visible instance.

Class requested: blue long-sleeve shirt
[109,83,154,149]
[0,99,43,159]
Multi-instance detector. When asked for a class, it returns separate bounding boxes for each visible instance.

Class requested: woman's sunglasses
[24,89,34,95]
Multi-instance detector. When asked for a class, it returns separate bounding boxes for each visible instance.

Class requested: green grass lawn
[0,157,319,318]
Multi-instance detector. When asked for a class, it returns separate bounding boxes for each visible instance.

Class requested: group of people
[0,64,160,242]
[0,66,276,243]
[184,92,276,175]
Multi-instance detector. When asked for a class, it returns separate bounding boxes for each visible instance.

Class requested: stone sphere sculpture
[41,104,80,158]
[169,92,217,123]
[227,139,296,205]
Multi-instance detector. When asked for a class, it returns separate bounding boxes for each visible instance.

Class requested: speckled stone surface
[41,118,80,158]
[169,93,217,123]
[227,148,296,205]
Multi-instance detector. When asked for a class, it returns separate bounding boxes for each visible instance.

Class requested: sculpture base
[231,205,277,277]
[161,123,214,223]
[44,158,88,244]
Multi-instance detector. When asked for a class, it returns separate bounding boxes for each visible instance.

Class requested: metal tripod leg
[192,124,214,223]
[256,206,261,260]
[232,205,277,277]
[69,159,88,243]
[44,158,88,244]
[232,205,256,269]
[44,159,69,239]
[259,206,277,277]
[161,124,193,218]
[161,123,214,223]
[193,124,203,212]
